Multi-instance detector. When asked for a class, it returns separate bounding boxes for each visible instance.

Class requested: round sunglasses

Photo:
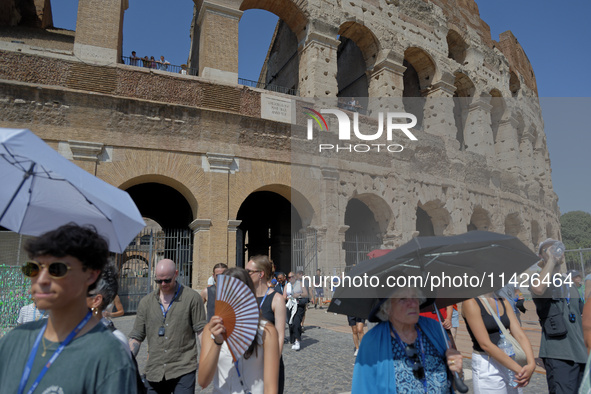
[22,260,71,279]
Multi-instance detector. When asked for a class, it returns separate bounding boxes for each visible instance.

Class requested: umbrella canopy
[0,128,145,253]
[328,231,541,319]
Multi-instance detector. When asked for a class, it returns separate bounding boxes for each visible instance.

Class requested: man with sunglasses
[0,224,139,393]
[129,259,206,394]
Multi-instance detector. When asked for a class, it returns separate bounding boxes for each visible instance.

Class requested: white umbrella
[0,128,145,253]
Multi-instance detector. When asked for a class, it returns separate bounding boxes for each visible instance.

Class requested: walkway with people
[114,300,550,393]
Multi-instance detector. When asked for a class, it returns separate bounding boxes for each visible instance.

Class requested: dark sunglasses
[405,344,425,380]
[288,275,294,278]
[154,278,173,284]
[246,269,261,275]
[22,261,71,279]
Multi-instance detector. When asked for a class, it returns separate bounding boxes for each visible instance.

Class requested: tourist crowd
[2,224,591,393]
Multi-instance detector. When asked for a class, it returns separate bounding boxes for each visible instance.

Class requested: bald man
[129,259,206,394]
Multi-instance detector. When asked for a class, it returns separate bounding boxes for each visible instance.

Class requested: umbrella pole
[433,301,468,393]
[0,162,35,222]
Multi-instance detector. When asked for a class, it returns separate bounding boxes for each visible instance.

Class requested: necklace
[41,337,57,357]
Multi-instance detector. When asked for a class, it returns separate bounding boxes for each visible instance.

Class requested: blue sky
[51,1,590,215]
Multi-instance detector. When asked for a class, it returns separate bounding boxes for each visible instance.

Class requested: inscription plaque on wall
[261,94,294,124]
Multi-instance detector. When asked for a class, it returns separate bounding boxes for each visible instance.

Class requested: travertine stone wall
[0,0,560,286]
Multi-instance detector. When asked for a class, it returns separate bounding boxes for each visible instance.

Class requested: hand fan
[215,274,260,362]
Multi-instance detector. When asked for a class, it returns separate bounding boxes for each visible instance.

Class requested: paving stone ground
[115,301,551,393]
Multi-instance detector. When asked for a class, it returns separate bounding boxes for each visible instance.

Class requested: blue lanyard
[390,323,427,393]
[159,284,181,320]
[259,289,271,309]
[19,310,92,394]
[563,284,570,305]
[234,359,251,394]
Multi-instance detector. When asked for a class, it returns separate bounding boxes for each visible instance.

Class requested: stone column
[227,219,242,267]
[494,116,520,172]
[189,219,212,289]
[367,50,406,115]
[74,0,127,64]
[195,1,242,83]
[464,96,495,160]
[298,25,339,97]
[423,80,458,148]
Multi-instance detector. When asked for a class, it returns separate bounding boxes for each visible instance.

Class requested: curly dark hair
[24,223,109,273]
[91,260,119,311]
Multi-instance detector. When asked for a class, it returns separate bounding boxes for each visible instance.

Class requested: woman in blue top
[352,287,463,393]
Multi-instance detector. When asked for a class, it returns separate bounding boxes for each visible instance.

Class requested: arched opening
[336,22,379,111]
[236,191,302,274]
[416,206,435,236]
[446,29,468,64]
[343,198,382,269]
[453,72,475,150]
[505,213,522,238]
[468,206,491,231]
[418,200,450,236]
[123,1,194,72]
[489,89,504,144]
[509,71,520,97]
[546,223,554,240]
[240,10,299,95]
[239,0,308,96]
[120,184,194,311]
[403,47,435,128]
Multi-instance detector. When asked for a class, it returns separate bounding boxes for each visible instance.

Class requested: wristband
[211,334,223,346]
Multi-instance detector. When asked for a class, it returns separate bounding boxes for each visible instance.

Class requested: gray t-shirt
[0,319,138,393]
[531,284,587,363]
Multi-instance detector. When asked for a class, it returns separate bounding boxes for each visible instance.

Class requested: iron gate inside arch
[115,228,193,313]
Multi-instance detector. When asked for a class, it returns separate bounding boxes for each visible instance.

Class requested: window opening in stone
[122,1,194,74]
[416,206,435,237]
[509,71,520,97]
[237,191,302,275]
[446,29,468,64]
[489,89,504,144]
[344,198,382,271]
[240,9,299,96]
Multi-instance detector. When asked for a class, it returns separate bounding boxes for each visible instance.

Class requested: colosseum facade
[0,0,559,296]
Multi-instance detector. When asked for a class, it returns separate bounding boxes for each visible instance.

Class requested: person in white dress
[198,267,279,394]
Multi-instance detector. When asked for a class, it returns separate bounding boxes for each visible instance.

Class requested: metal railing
[343,233,382,273]
[565,247,591,277]
[292,228,318,276]
[121,56,198,76]
[238,78,299,96]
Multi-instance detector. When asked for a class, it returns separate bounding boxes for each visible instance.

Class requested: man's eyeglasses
[288,275,294,278]
[154,278,173,284]
[22,261,71,279]
[405,344,425,380]
[246,269,261,275]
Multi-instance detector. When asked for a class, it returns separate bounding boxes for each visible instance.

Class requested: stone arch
[343,196,385,267]
[417,200,450,236]
[489,88,505,144]
[504,212,523,238]
[236,188,305,273]
[119,174,198,221]
[403,47,435,128]
[545,222,554,240]
[446,28,468,64]
[336,22,380,101]
[239,0,308,38]
[468,206,491,231]
[350,193,393,235]
[509,70,520,97]
[453,72,475,150]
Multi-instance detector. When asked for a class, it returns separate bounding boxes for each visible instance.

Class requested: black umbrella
[328,231,540,318]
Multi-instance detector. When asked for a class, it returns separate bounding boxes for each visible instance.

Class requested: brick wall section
[74,0,121,50]
[0,50,262,117]
[496,31,538,95]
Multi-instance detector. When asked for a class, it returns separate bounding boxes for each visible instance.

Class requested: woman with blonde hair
[198,267,279,393]
[246,255,286,393]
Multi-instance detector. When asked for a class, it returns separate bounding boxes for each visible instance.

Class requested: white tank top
[213,321,267,394]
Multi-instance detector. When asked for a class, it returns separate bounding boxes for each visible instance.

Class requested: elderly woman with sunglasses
[352,287,463,393]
